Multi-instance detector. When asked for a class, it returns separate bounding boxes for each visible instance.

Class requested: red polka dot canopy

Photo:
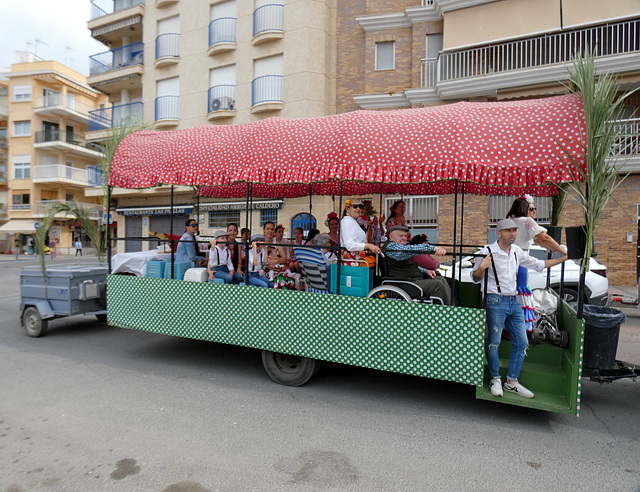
[109,94,587,198]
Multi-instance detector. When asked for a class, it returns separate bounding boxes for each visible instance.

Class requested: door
[42,121,59,142]
[125,216,142,252]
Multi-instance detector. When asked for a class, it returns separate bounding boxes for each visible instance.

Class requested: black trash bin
[580,305,627,370]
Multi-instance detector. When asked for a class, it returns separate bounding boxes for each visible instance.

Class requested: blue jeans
[485,294,528,381]
[211,266,243,284]
[248,271,273,288]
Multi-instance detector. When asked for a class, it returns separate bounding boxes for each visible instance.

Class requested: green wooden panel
[107,275,486,386]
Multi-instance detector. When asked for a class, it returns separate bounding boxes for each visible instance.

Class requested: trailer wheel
[22,307,48,338]
[261,350,321,386]
[95,314,108,322]
[366,285,412,302]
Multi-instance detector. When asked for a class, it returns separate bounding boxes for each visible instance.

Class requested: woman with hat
[208,230,244,284]
[341,199,381,267]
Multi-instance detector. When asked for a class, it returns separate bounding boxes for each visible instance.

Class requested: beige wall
[443,0,561,50]
[563,0,640,28]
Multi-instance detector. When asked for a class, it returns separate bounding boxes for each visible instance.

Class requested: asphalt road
[1,257,639,492]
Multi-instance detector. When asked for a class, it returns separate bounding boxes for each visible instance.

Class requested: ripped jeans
[485,294,528,381]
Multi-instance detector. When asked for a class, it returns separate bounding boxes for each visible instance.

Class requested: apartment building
[337,0,640,285]
[0,54,108,254]
[85,0,338,251]
[0,81,9,252]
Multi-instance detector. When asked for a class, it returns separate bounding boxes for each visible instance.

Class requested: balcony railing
[90,0,145,20]
[252,75,283,106]
[34,200,103,219]
[610,118,640,156]
[33,165,89,186]
[89,102,144,131]
[420,58,438,88]
[10,204,31,212]
[90,42,144,76]
[155,95,179,121]
[156,33,180,59]
[0,136,6,150]
[0,204,7,216]
[34,130,104,153]
[253,4,284,36]
[439,18,640,82]
[87,165,105,187]
[34,94,95,116]
[0,102,7,118]
[209,17,237,46]
[208,85,236,112]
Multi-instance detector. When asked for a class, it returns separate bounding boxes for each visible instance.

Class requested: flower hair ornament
[519,194,534,204]
[325,212,339,227]
[344,199,353,209]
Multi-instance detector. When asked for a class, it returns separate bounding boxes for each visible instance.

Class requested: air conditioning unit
[210,98,222,112]
[210,96,235,112]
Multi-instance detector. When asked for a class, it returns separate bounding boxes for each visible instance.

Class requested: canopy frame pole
[309,184,313,232]
[379,183,384,237]
[170,185,175,278]
[457,182,465,302]
[451,179,458,293]
[337,181,344,296]
[244,182,251,286]
[107,185,112,274]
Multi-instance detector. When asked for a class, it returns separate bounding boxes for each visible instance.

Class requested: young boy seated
[208,230,244,284]
[247,234,274,288]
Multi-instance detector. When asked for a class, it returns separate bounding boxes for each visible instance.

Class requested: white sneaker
[490,377,503,397]
[503,381,535,399]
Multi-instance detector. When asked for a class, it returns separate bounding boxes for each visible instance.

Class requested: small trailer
[20,265,108,337]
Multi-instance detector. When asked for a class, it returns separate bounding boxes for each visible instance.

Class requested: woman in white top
[507,195,567,332]
[340,199,381,267]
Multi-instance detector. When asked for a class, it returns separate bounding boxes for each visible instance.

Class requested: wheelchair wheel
[366,285,412,302]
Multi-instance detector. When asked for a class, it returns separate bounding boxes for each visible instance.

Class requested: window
[208,210,241,229]
[385,195,439,242]
[209,65,236,111]
[375,41,395,71]
[260,209,278,226]
[210,1,237,45]
[156,77,179,120]
[13,193,30,206]
[13,85,32,101]
[252,54,283,105]
[487,195,552,225]
[425,34,443,60]
[12,155,31,179]
[65,192,74,202]
[13,121,31,137]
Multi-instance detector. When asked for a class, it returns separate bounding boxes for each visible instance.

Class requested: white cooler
[184,268,208,282]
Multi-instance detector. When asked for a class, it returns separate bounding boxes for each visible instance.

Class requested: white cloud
[0,0,105,76]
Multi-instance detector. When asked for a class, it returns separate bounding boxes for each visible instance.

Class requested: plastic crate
[163,262,191,280]
[145,260,167,278]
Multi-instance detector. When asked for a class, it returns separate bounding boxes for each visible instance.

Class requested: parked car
[438,245,608,305]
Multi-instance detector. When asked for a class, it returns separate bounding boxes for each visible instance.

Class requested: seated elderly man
[382,225,453,305]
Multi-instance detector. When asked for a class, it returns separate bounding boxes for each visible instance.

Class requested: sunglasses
[189,223,198,227]
[529,207,536,212]
[352,204,365,209]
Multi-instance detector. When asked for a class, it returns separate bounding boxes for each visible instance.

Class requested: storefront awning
[0,220,37,234]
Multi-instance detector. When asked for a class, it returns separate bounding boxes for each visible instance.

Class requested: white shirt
[510,216,546,252]
[248,248,267,273]
[472,241,545,296]
[340,215,366,252]
[209,245,234,271]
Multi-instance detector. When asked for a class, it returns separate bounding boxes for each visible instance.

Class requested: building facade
[337,0,640,286]
[86,0,338,249]
[0,54,108,254]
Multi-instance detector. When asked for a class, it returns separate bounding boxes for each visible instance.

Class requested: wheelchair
[366,253,445,305]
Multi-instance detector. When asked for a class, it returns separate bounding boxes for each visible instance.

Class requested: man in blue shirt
[176,219,205,267]
[382,225,452,305]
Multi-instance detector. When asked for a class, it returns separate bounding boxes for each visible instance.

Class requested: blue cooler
[163,262,191,280]
[145,259,167,278]
[330,263,373,297]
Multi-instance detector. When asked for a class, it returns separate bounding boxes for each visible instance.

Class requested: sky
[0,0,105,77]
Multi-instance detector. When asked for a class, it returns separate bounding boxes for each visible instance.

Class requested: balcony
[436,18,640,99]
[34,200,103,220]
[33,165,90,187]
[0,136,6,150]
[0,102,7,119]
[155,96,179,127]
[207,85,236,121]
[88,42,144,93]
[88,102,144,132]
[251,75,283,113]
[253,4,284,45]
[155,34,180,67]
[208,18,237,55]
[9,203,31,212]
[34,130,104,158]
[610,118,640,171]
[89,0,144,45]
[87,165,105,187]
[33,94,95,125]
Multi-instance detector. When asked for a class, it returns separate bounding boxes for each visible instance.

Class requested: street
[1,257,639,492]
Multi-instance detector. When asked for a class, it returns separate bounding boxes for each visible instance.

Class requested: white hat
[496,218,518,231]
